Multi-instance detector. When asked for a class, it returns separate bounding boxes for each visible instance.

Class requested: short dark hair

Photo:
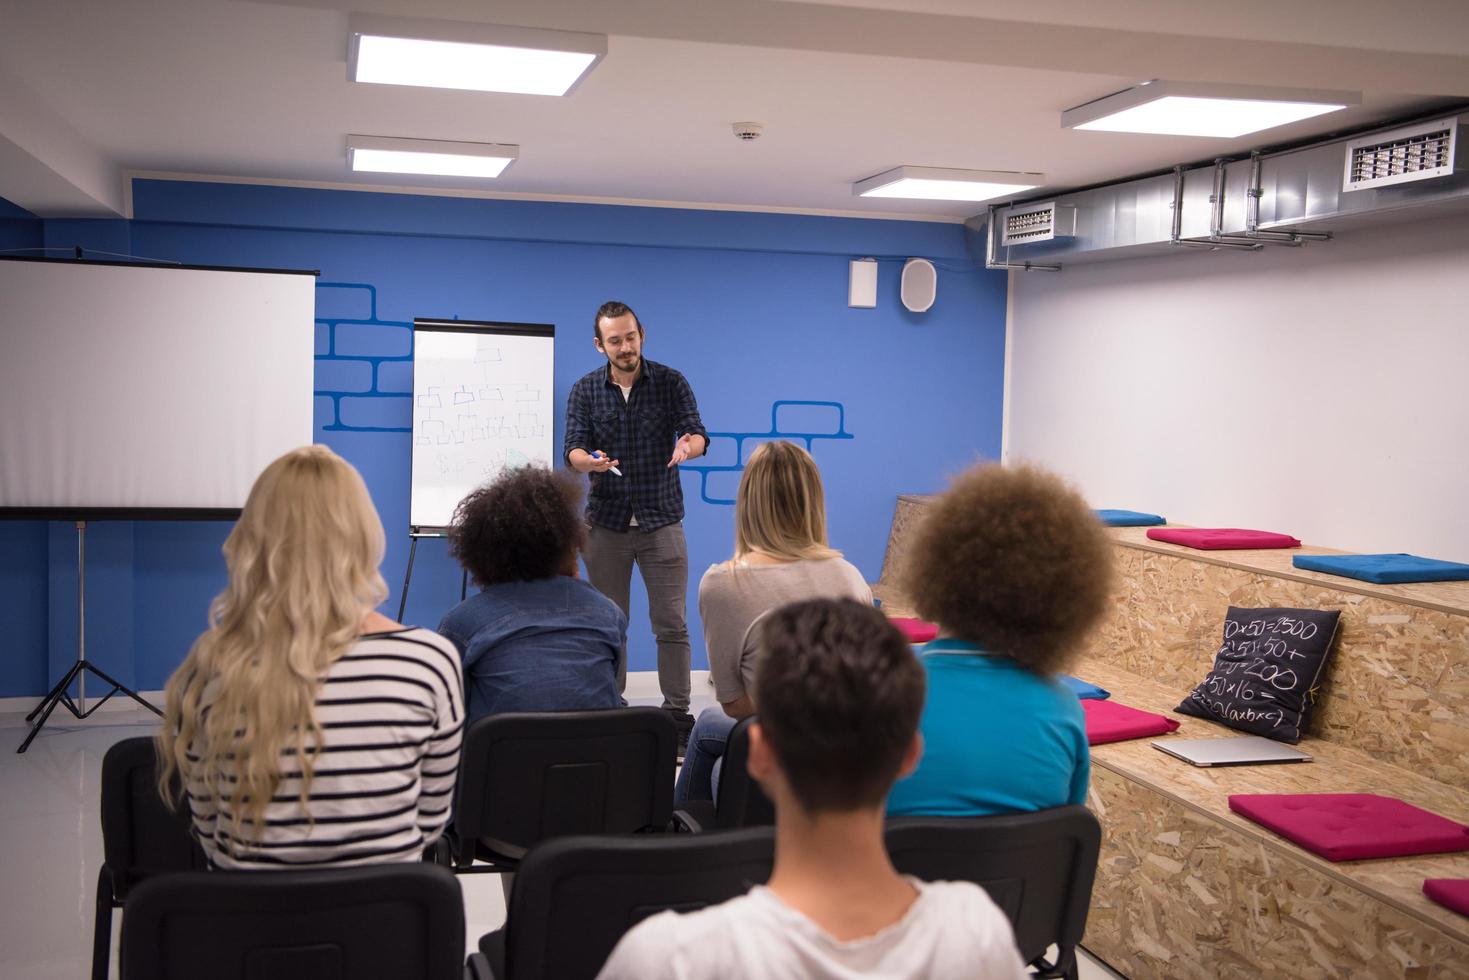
[448,466,585,587]
[594,300,642,341]
[755,598,925,812]
[901,462,1113,675]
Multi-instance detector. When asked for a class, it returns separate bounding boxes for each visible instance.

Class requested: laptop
[1152,735,1312,767]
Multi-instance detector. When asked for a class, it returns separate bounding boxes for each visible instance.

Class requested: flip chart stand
[396,527,468,622]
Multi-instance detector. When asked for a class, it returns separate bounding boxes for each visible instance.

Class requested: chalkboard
[409,320,555,531]
[1176,606,1342,743]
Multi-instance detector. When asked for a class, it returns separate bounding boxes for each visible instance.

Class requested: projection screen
[0,257,316,518]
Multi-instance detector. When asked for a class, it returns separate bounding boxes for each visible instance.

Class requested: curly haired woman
[886,462,1114,817]
[437,465,623,724]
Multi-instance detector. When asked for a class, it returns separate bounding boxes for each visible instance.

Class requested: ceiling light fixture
[1062,81,1359,138]
[854,166,1044,203]
[348,14,605,96]
[347,136,519,179]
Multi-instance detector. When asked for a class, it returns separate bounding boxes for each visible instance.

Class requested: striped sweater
[185,628,464,869]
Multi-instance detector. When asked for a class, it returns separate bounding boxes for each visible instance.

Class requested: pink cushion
[1146,528,1302,550]
[1423,880,1469,918]
[889,617,939,643]
[1083,699,1181,746]
[1229,793,1469,862]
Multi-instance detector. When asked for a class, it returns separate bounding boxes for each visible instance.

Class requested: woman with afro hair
[886,462,1114,817]
[438,466,624,724]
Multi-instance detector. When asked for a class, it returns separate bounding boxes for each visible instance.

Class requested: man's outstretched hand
[667,434,702,468]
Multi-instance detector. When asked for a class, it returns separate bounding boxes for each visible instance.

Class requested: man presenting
[565,301,707,745]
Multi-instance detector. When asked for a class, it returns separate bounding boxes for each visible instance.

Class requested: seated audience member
[438,465,623,723]
[600,599,1028,980]
[158,445,463,868]
[675,441,870,802]
[886,463,1113,817]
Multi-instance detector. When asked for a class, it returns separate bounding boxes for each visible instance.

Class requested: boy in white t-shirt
[598,598,1029,980]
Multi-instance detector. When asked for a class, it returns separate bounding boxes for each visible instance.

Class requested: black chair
[94,735,208,980]
[468,827,776,980]
[672,716,775,832]
[885,805,1102,980]
[434,707,677,874]
[120,863,464,980]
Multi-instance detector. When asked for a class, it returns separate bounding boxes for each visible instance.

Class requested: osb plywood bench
[876,499,1469,979]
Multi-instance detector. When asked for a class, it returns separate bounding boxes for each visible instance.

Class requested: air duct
[977,112,1469,271]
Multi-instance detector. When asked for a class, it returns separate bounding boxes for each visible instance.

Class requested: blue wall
[0,196,41,254]
[1,179,1007,697]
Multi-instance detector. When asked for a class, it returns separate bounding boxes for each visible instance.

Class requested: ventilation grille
[1344,118,1459,192]
[1001,202,1076,245]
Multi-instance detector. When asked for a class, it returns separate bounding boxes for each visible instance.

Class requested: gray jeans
[583,522,691,712]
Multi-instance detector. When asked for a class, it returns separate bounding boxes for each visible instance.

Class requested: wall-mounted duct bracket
[1172,160,1330,251]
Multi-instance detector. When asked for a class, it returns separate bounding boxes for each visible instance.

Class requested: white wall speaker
[848,258,878,308]
[901,258,936,313]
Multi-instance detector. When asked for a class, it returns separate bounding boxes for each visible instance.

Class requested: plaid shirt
[563,358,707,531]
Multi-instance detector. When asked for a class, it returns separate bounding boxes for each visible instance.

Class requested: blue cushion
[1060,676,1110,700]
[1292,553,1469,585]
[1095,509,1165,527]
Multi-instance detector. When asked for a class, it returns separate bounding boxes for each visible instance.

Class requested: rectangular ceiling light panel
[348,136,518,179]
[854,166,1043,203]
[1063,81,1359,138]
[349,14,605,96]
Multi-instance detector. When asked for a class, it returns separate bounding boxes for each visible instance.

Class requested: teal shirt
[887,639,1090,817]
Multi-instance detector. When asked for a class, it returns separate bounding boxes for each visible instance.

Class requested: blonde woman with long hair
[158,445,463,868]
[673,441,870,804]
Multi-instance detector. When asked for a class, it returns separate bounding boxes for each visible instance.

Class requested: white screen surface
[0,259,316,513]
[410,323,555,529]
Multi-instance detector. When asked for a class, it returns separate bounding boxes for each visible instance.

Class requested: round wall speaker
[900,258,936,313]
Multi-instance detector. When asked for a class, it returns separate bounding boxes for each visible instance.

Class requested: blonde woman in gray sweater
[674,441,870,803]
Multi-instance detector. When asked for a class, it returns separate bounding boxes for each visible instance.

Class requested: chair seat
[479,928,507,978]
[673,800,717,833]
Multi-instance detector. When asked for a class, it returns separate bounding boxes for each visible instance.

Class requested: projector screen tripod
[17,521,162,753]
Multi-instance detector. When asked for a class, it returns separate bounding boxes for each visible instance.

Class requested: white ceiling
[1,0,1467,221]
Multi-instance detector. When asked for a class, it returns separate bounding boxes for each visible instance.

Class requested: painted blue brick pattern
[702,434,739,468]
[316,283,374,319]
[314,282,413,433]
[340,394,412,429]
[683,400,854,505]
[335,322,412,358]
[314,395,337,430]
[315,358,373,393]
[774,401,843,437]
[376,360,413,393]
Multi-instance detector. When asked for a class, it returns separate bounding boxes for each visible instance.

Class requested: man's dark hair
[594,300,642,341]
[448,466,585,587]
[900,462,1113,675]
[755,598,925,812]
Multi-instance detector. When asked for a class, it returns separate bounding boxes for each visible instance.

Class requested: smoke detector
[732,122,764,141]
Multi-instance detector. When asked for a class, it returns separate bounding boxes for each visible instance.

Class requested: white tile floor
[0,673,1124,979]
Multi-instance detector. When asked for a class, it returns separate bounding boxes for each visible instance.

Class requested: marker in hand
[591,451,623,476]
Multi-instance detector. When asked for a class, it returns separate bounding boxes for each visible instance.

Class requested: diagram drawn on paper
[410,326,554,529]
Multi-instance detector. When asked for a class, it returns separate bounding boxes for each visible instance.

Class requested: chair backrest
[100,735,207,900]
[120,863,464,980]
[504,827,776,980]
[454,707,677,862]
[713,717,774,829]
[884,806,1101,975]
